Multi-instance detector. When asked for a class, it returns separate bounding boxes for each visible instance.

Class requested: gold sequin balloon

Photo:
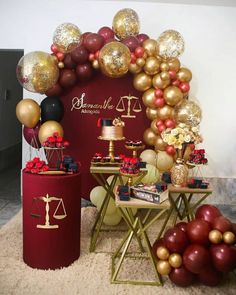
[16,51,59,94]
[53,23,82,53]
[175,99,202,127]
[99,41,131,78]
[112,8,140,40]
[157,30,185,59]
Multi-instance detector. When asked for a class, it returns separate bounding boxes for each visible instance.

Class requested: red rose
[57,136,63,143]
[36,162,43,168]
[63,141,70,147]
[48,136,56,143]
[31,168,38,174]
[33,157,40,163]
[26,162,34,169]
[53,132,59,137]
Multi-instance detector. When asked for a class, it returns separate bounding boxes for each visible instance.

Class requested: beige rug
[0,207,235,295]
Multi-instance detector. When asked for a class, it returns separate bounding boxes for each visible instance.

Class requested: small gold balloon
[157,30,185,59]
[151,119,160,135]
[156,246,170,260]
[168,58,181,72]
[156,151,174,172]
[152,73,170,89]
[154,136,167,152]
[174,100,202,127]
[164,86,183,106]
[168,253,182,268]
[129,63,142,74]
[143,128,157,146]
[16,99,40,128]
[143,57,160,75]
[53,23,82,53]
[136,57,146,67]
[133,72,152,92]
[157,105,174,120]
[38,121,64,144]
[92,60,100,69]
[58,62,64,69]
[209,230,223,244]
[143,52,148,59]
[160,62,169,71]
[146,107,159,120]
[143,39,159,57]
[99,41,131,78]
[112,8,140,40]
[177,67,192,82]
[223,231,236,245]
[142,88,156,108]
[156,260,172,276]
[160,71,170,81]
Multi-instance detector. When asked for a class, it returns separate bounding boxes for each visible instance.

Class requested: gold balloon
[157,30,185,59]
[143,39,159,57]
[38,121,64,144]
[154,136,167,152]
[168,253,182,268]
[209,230,223,244]
[168,58,181,72]
[143,128,157,146]
[136,57,146,67]
[160,62,169,71]
[157,105,174,120]
[156,151,174,172]
[156,246,170,260]
[53,23,82,53]
[151,119,160,135]
[133,72,152,91]
[142,88,156,108]
[112,8,140,40]
[143,57,160,75]
[146,108,159,120]
[16,99,40,128]
[129,63,142,74]
[152,73,170,89]
[175,100,202,127]
[99,41,131,78]
[160,71,170,81]
[223,231,236,245]
[16,51,59,93]
[156,260,172,276]
[177,67,192,82]
[164,86,183,106]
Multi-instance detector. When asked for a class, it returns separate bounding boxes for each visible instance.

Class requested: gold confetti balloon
[53,23,82,53]
[112,8,140,40]
[16,51,59,94]
[99,41,131,78]
[174,99,202,127]
[157,30,185,59]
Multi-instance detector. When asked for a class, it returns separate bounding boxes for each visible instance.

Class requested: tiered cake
[98,118,125,140]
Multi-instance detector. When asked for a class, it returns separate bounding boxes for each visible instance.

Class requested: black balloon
[40,96,64,123]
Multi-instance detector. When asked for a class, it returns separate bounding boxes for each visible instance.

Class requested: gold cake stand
[125,144,145,158]
[98,136,125,162]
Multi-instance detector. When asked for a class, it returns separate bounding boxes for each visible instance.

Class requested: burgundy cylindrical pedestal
[22,170,81,270]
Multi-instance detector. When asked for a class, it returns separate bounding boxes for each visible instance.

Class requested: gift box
[131,184,168,204]
[117,185,130,201]
[162,172,172,183]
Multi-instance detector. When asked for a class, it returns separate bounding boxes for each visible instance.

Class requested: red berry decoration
[186,219,211,245]
[210,243,236,272]
[197,265,222,286]
[212,216,232,233]
[195,204,221,226]
[163,227,189,254]
[169,266,196,287]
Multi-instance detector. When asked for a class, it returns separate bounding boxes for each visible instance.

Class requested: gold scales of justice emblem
[30,194,67,229]
[116,94,142,118]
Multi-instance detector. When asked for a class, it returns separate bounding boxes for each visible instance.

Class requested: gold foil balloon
[38,120,64,144]
[152,73,170,89]
[156,151,174,172]
[143,57,160,75]
[175,100,202,126]
[133,72,152,91]
[140,149,157,166]
[16,51,59,93]
[154,136,167,151]
[129,63,142,74]
[16,99,40,128]
[157,30,185,59]
[142,88,156,108]
[157,105,174,120]
[142,39,159,57]
[143,128,157,146]
[99,41,131,78]
[168,253,182,268]
[160,62,169,71]
[209,230,223,244]
[156,246,170,260]
[53,23,82,53]
[160,71,170,81]
[164,86,183,106]
[223,231,236,245]
[177,67,192,82]
[156,260,172,276]
[112,8,140,40]
[167,58,180,72]
[146,107,159,120]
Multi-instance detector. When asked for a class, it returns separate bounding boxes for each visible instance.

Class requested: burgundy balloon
[81,32,92,45]
[71,45,89,64]
[83,33,105,53]
[169,266,195,287]
[183,244,211,274]
[195,204,221,225]
[210,243,236,272]
[45,83,63,97]
[23,123,41,148]
[163,227,189,254]
[76,63,93,81]
[63,54,77,69]
[136,33,149,45]
[212,216,232,233]
[186,219,211,245]
[232,223,236,235]
[176,222,188,233]
[122,36,139,52]
[197,265,222,286]
[98,26,114,40]
[152,238,165,259]
[105,38,116,44]
[59,69,77,88]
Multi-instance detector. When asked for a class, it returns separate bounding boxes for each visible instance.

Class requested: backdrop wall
[0,0,236,178]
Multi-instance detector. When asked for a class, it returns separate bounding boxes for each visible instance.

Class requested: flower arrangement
[42,132,70,148]
[25,157,49,174]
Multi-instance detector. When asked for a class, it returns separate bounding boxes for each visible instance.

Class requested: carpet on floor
[0,207,235,295]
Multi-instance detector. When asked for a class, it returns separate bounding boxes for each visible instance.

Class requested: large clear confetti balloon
[174,100,202,127]
[157,30,185,59]
[53,23,82,53]
[16,51,59,93]
[112,8,140,40]
[99,41,131,78]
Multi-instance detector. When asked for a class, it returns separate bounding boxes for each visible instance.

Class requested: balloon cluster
[153,204,236,287]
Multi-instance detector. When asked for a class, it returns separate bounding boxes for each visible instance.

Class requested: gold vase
[171,158,189,187]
